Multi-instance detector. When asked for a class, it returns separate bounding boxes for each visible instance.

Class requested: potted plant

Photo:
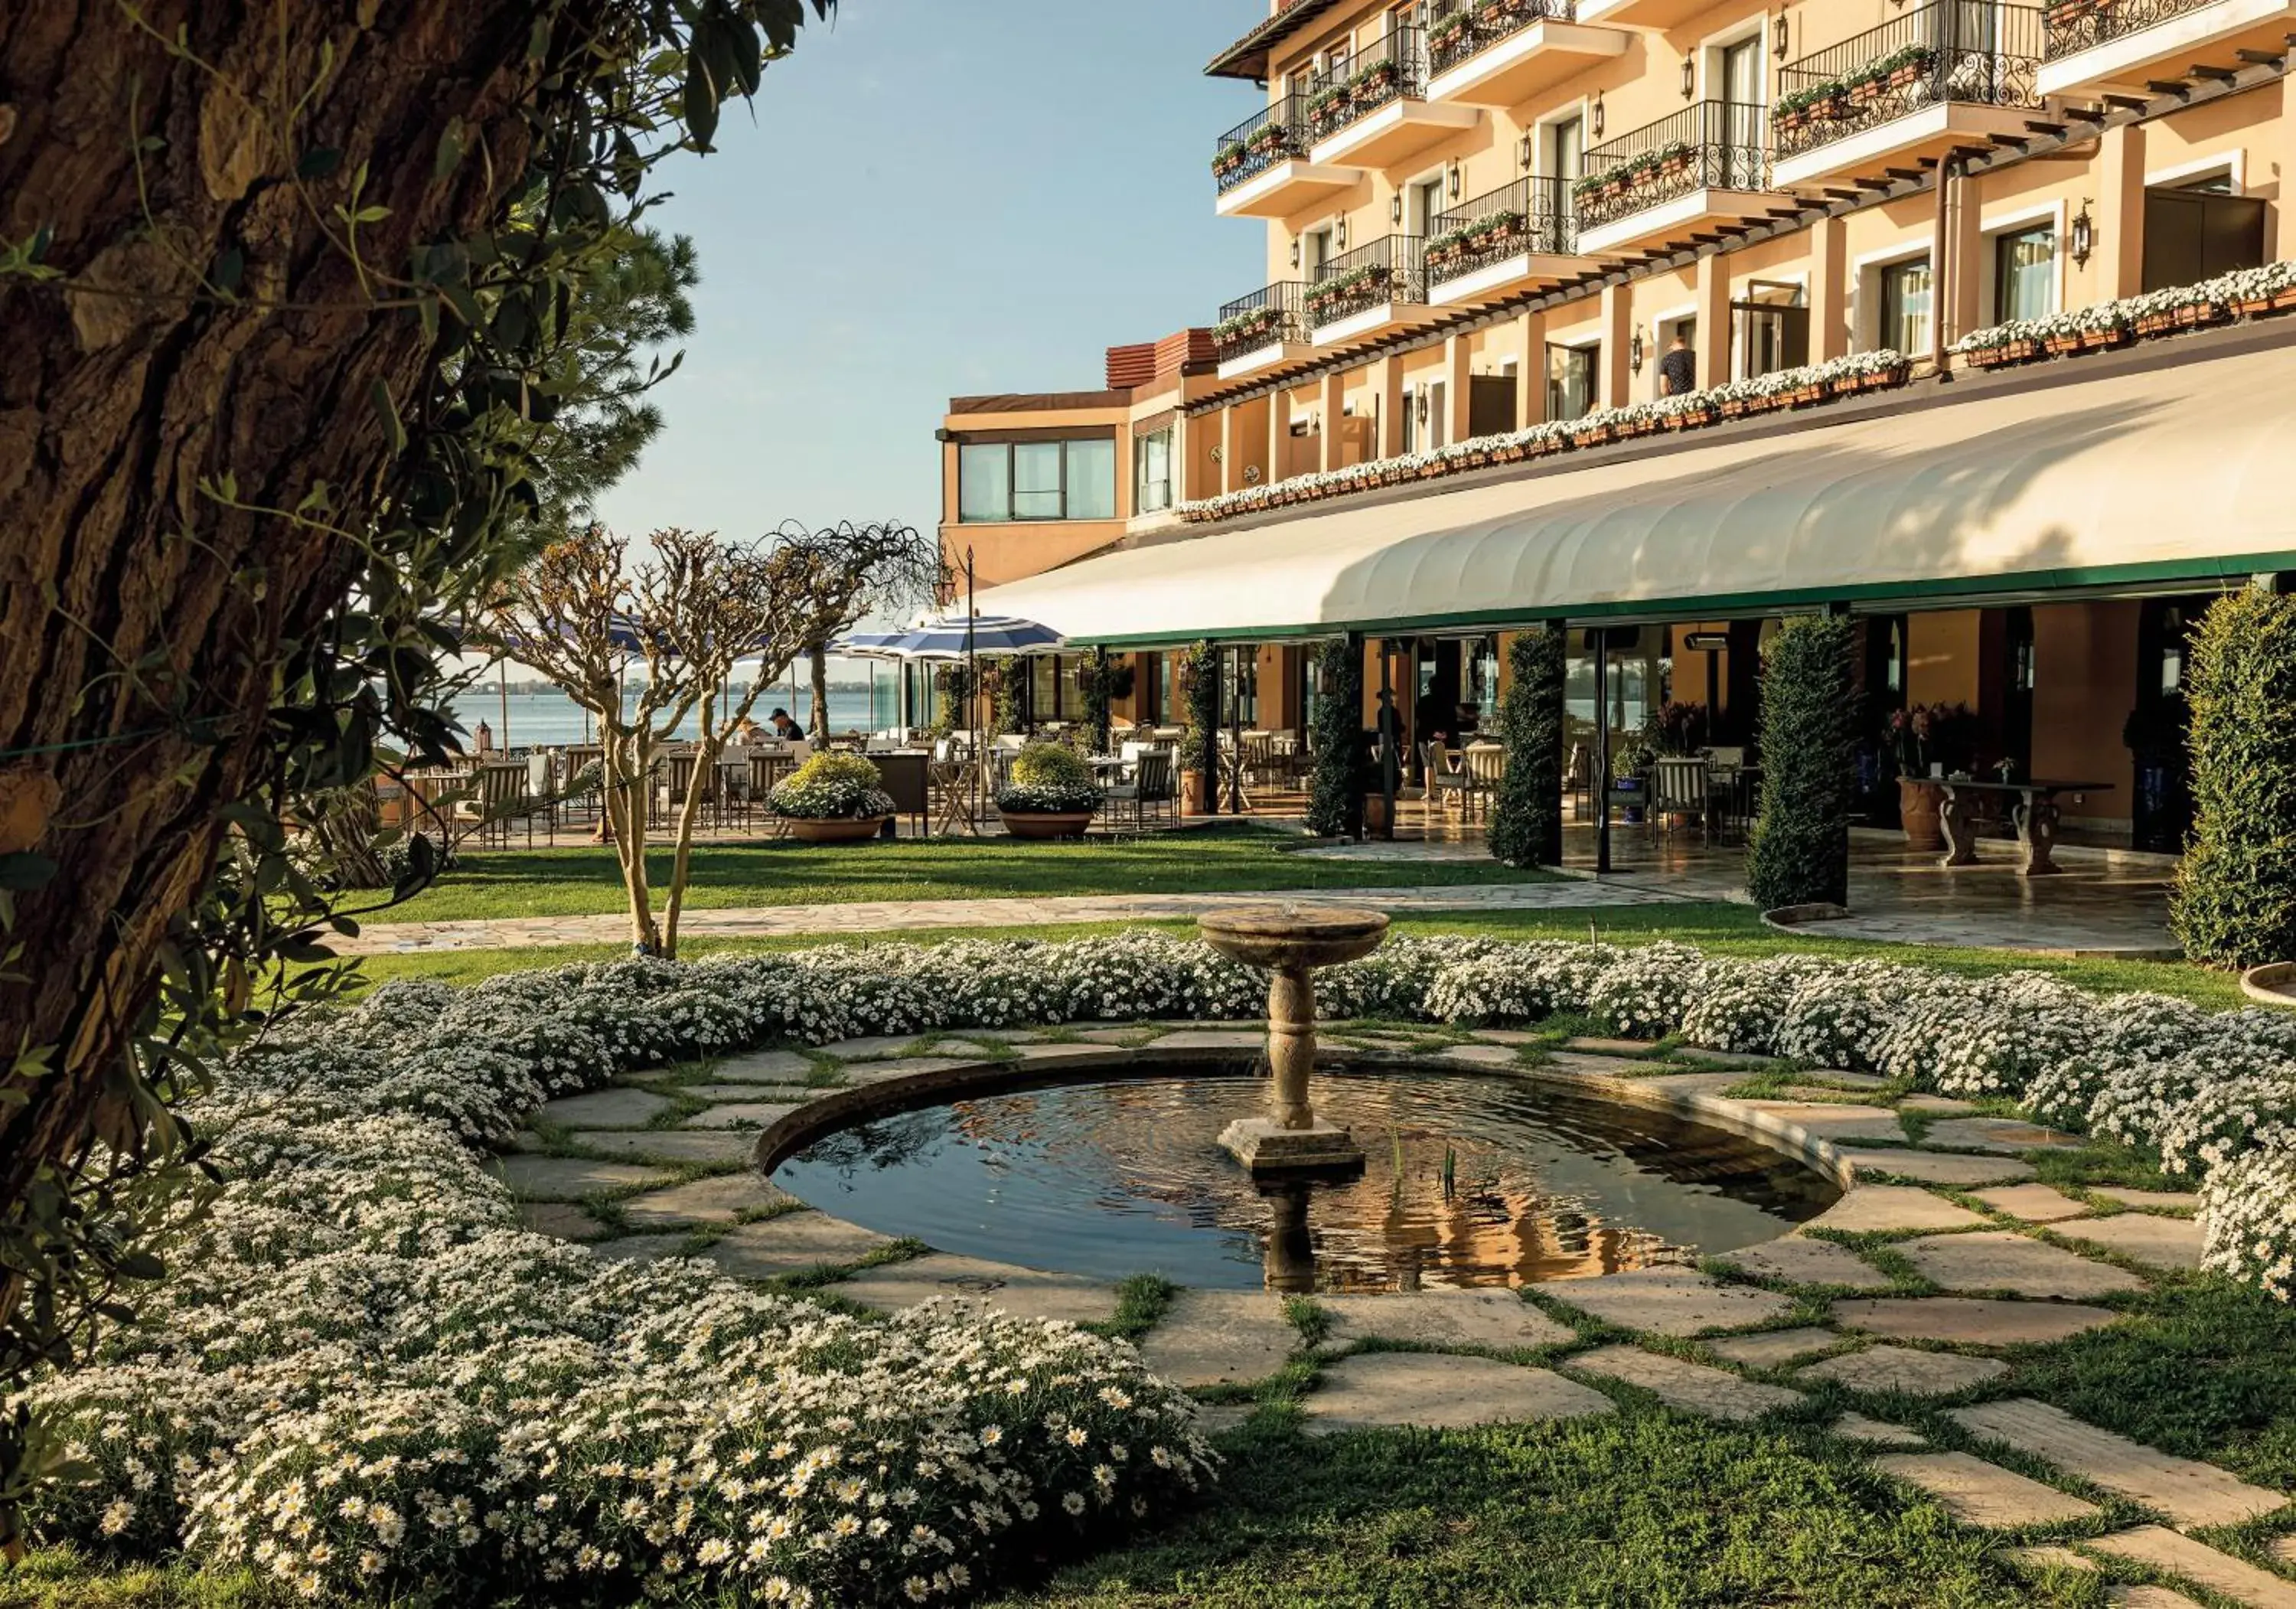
[767,751,896,844]
[995,741,1104,840]
[1887,701,1975,850]
[1430,10,1473,56]
[1611,736,1656,824]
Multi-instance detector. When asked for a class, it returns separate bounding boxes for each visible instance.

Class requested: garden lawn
[352,901,2249,1008]
[364,822,1562,925]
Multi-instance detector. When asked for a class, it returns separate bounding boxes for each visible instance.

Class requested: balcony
[1577,0,1722,33]
[1214,94,1360,219]
[1574,102,1789,258]
[1303,27,1481,171]
[1212,282,1316,380]
[1306,235,1440,348]
[1424,0,1630,107]
[1773,6,2043,189]
[1425,178,1596,305]
[2037,0,2296,96]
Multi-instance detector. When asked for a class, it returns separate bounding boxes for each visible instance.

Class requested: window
[1877,256,1932,355]
[956,438,1117,523]
[1546,342,1597,421]
[2141,184,2266,290]
[1135,425,1174,515]
[1993,224,2056,322]
[1409,173,1445,238]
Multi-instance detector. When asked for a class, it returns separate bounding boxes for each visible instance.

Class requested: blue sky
[592,2,1264,556]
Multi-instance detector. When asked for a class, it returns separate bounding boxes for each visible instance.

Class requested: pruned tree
[482,521,937,956]
[0,0,832,1545]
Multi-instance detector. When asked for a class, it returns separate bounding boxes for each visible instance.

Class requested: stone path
[344,878,1689,955]
[492,1018,2296,1606]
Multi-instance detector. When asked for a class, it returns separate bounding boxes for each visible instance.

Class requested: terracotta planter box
[999,809,1094,840]
[1899,778,1947,851]
[784,815,889,844]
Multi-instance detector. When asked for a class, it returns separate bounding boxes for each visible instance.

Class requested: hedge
[1305,637,1363,838]
[2170,586,2296,966]
[1489,627,1566,867]
[1747,613,1857,909]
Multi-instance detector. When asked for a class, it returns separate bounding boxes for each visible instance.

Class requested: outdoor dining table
[1936,776,2115,876]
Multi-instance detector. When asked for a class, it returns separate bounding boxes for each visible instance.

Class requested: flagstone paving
[1303,1353,1615,1434]
[1797,1344,2009,1397]
[1831,1296,2125,1346]
[1543,1268,1795,1336]
[1565,1345,1805,1421]
[491,1018,2295,1580]
[1899,1229,2149,1299]
[1874,1452,2102,1526]
[2112,1588,2209,1609]
[2083,1527,2296,1607]
[1949,1399,2288,1529]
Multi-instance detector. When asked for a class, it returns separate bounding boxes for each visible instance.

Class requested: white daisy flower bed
[24,932,2296,1603]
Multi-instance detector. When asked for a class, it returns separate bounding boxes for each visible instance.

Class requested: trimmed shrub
[2171,587,2296,966]
[766,751,893,820]
[1489,627,1566,867]
[1304,638,1363,838]
[1181,641,1218,811]
[1746,613,1857,909]
[998,740,1105,814]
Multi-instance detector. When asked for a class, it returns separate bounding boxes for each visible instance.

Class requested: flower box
[1889,63,1923,88]
[1850,77,1884,103]
[1813,93,1849,121]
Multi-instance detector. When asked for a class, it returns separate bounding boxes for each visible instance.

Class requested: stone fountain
[1198,902,1390,1174]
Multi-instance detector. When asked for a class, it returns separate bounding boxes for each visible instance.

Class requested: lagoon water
[451,685,894,749]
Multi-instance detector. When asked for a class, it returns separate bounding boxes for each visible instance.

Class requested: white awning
[978,336,2296,645]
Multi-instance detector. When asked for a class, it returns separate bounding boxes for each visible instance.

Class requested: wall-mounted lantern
[1391,193,1405,225]
[1681,57,1696,99]
[2070,199,2095,266]
[1590,91,1605,138]
[1518,132,1535,170]
[1774,9,1791,56]
[1629,327,1647,374]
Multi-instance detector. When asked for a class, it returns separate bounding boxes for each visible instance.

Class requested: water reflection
[774,1068,1838,1293]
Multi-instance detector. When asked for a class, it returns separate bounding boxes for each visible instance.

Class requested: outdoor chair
[1564,742,1592,821]
[454,759,546,849]
[1105,749,1174,831]
[928,757,975,835]
[1652,756,1714,843]
[1463,744,1505,819]
[1425,742,1469,821]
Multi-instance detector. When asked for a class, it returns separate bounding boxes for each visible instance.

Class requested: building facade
[942,0,2296,845]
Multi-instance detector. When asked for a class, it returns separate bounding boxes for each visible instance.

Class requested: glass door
[1546,116,1583,230]
[1880,257,1932,354]
[1721,37,1763,188]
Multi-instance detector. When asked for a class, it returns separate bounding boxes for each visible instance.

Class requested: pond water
[771,1067,1839,1292]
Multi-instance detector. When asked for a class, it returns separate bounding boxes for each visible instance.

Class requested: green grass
[350,899,2248,1008]
[367,822,1561,925]
[985,1414,2104,1607]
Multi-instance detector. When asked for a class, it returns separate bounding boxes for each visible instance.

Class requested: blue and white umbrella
[833,613,1065,661]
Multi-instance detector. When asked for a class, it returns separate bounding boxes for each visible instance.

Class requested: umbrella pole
[499,662,510,752]
[967,546,982,836]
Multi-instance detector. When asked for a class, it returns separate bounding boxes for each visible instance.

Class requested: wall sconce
[2070,200,2095,266]
[1518,131,1535,170]
[1629,327,1647,374]
[1681,57,1695,100]
[1448,162,1463,200]
[1774,8,1790,57]
[1415,390,1430,426]
[1391,193,1405,226]
[1590,91,1605,139]
[1335,216,1349,250]
[1290,239,1301,269]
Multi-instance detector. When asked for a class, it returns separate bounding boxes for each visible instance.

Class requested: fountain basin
[1196,904,1391,970]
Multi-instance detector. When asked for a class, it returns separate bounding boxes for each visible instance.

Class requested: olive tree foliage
[481,521,937,957]
[0,0,832,1546]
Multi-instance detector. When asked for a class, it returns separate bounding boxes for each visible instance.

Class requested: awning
[977,335,2296,647]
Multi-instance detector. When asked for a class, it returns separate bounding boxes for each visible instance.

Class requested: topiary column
[2170,586,2296,966]
[1182,641,1219,814]
[1489,625,1566,867]
[1304,637,1364,838]
[1747,612,1857,910]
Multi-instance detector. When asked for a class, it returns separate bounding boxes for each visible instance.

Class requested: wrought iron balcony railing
[1576,101,1769,233]
[1305,235,1427,329]
[1426,177,1576,286]
[2043,0,2221,60]
[1212,282,1309,360]
[1775,3,2041,161]
[1212,94,1312,194]
[1427,0,1577,77]
[1303,27,1427,144]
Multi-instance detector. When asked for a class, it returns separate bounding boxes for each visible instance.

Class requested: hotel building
[941,0,2296,847]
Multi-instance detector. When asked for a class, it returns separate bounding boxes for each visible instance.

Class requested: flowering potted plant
[995,741,1104,840]
[1212,140,1248,180]
[767,751,896,843]
[1430,8,1473,56]
[1882,44,1935,87]
[1656,140,1694,179]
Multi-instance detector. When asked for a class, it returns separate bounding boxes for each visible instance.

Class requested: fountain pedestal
[1198,904,1390,1175]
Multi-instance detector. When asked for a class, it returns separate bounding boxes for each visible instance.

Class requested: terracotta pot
[998,809,1094,840]
[1180,769,1205,815]
[784,814,890,844]
[1898,777,1946,850]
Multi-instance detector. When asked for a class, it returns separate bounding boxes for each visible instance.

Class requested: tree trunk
[809,644,831,741]
[0,5,540,1285]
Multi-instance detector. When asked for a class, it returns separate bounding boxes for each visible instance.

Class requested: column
[1375,354,1407,456]
[1697,258,1732,389]
[1809,214,1849,362]
[1948,163,1985,345]
[1219,403,1240,495]
[2280,73,2296,260]
[1600,282,1633,409]
[1267,387,1288,484]
[2098,122,2148,302]
[1515,307,1548,426]
[1444,332,1473,442]
[1319,370,1347,472]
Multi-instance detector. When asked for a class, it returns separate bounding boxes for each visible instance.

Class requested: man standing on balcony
[1658,331,1698,397]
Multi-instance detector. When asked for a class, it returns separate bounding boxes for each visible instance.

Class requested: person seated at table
[733,715,764,746]
[768,707,806,741]
[472,718,494,756]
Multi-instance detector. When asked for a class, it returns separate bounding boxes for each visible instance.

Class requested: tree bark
[0,6,542,1263]
[809,644,831,740]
